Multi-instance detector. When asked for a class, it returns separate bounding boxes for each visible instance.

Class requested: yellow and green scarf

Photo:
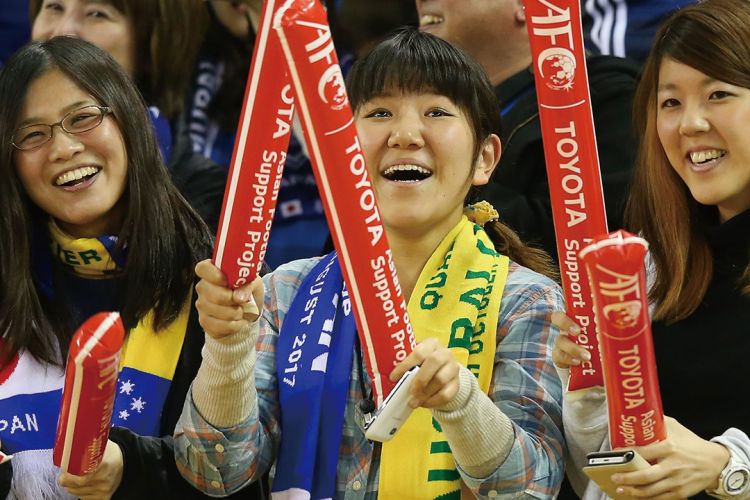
[379,216,509,499]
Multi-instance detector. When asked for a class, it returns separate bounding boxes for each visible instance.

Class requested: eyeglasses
[11,105,113,151]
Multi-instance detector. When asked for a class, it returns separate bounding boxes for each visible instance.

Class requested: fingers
[241,277,264,322]
[195,259,228,286]
[389,338,460,409]
[415,361,460,408]
[195,260,260,339]
[59,472,87,488]
[613,469,677,499]
[552,334,591,368]
[551,311,581,335]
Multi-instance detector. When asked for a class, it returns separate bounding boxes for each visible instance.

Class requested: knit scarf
[378,217,509,499]
[0,222,189,499]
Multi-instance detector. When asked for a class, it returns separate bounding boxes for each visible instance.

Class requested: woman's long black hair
[0,37,213,366]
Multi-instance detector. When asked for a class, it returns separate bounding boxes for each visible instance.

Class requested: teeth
[383,164,431,179]
[55,166,100,186]
[689,149,725,165]
[420,14,444,26]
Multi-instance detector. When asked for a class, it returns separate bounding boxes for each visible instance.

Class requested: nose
[49,13,82,38]
[387,114,425,150]
[46,126,84,163]
[679,103,710,136]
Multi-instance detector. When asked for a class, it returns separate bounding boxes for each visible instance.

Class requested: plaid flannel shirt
[175,257,565,499]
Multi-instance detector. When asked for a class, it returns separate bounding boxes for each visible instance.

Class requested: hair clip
[465,200,499,226]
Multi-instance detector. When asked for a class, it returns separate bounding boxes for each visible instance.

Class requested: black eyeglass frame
[11,104,113,151]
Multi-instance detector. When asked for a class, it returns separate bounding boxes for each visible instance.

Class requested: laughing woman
[175,28,565,498]
[0,38,263,499]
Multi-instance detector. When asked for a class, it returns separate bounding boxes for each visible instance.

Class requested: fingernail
[570,325,581,334]
[572,358,581,365]
[408,398,419,408]
[581,351,591,361]
[612,474,622,483]
[236,290,249,302]
[615,487,624,494]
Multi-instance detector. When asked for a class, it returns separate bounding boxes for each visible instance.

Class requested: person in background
[174,28,565,499]
[188,0,330,268]
[582,0,695,65]
[29,0,227,233]
[415,0,640,263]
[554,1,750,498]
[0,0,30,67]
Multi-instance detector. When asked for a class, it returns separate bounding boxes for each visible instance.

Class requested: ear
[514,0,526,24]
[472,134,501,187]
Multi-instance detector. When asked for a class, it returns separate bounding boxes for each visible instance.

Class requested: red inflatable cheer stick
[53,312,125,475]
[522,0,607,389]
[580,231,666,448]
[274,0,414,404]
[212,0,295,309]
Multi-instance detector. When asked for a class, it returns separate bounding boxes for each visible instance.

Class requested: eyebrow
[658,76,718,92]
[17,100,96,128]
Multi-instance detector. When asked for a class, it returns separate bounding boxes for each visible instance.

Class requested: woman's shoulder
[500,260,565,316]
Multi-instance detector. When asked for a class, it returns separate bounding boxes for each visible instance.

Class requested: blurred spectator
[330,0,417,57]
[0,0,30,67]
[189,0,329,269]
[415,0,639,262]
[582,0,695,64]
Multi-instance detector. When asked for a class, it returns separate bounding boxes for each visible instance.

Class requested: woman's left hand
[611,416,730,499]
[59,439,124,500]
[389,338,460,409]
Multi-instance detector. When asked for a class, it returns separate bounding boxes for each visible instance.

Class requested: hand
[195,259,264,339]
[611,416,731,499]
[0,438,11,464]
[551,311,592,368]
[58,439,124,500]
[389,338,460,409]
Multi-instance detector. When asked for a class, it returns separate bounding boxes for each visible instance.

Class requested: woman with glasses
[28,0,228,233]
[0,37,264,500]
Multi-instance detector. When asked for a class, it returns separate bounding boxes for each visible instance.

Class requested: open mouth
[382,164,433,183]
[688,149,725,166]
[55,166,101,188]
[420,14,444,28]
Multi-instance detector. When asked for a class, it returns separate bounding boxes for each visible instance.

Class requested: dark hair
[625,0,750,322]
[347,28,556,278]
[200,4,253,131]
[0,37,212,366]
[29,0,209,119]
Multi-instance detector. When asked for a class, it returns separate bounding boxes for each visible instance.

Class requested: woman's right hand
[194,259,264,340]
[551,311,592,369]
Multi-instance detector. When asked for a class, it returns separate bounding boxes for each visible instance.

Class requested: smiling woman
[14,71,127,238]
[26,0,232,235]
[0,37,264,500]
[552,1,750,498]
[174,28,566,499]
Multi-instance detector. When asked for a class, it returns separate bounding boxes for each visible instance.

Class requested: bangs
[347,28,485,115]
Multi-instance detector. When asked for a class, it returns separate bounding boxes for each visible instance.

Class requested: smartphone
[364,366,420,442]
[583,450,650,499]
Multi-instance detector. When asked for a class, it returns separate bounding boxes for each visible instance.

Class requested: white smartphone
[364,366,420,442]
[583,450,650,499]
